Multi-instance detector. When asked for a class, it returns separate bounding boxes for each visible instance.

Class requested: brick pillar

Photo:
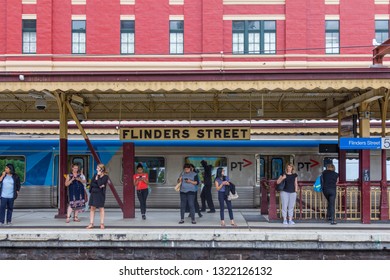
[123,142,135,218]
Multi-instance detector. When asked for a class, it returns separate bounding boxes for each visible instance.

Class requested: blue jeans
[218,191,234,220]
[180,191,195,220]
[0,197,15,224]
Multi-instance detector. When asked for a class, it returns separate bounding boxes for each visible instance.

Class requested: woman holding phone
[133,163,149,220]
[86,163,109,229]
[178,163,199,224]
[65,164,86,223]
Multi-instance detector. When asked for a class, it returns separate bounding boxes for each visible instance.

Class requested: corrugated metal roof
[1,69,390,121]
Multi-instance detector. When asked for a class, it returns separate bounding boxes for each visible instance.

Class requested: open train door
[256,154,295,214]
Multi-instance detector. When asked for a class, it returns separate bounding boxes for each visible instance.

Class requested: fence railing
[264,180,390,222]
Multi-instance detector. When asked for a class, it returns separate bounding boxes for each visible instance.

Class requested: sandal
[220,221,226,227]
[100,224,105,229]
[73,217,80,222]
[231,223,237,227]
[66,216,70,223]
[86,223,94,229]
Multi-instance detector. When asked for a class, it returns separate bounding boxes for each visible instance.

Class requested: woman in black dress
[86,163,109,229]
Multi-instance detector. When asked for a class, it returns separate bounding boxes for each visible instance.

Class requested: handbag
[276,180,285,191]
[228,191,239,200]
[174,182,181,192]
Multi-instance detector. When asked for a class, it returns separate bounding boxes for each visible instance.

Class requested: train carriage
[0,137,388,209]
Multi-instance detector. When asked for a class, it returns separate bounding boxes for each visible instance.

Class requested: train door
[256,155,294,182]
[69,155,90,179]
[53,154,90,207]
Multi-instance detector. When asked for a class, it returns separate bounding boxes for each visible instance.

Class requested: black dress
[89,174,109,208]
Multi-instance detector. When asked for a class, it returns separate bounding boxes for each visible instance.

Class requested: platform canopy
[1,68,390,121]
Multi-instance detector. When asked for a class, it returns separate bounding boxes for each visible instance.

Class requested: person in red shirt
[133,163,149,220]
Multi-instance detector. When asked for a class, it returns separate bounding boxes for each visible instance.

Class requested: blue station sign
[339,137,382,150]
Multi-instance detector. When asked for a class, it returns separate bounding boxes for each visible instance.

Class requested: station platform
[1,208,390,260]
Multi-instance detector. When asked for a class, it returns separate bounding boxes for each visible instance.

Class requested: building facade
[0,0,388,72]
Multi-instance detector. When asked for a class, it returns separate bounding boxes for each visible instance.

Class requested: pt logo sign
[297,159,319,172]
[231,159,252,171]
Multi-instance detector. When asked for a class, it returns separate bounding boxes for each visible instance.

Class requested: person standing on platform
[178,163,199,224]
[322,163,339,225]
[0,163,21,226]
[276,163,298,225]
[65,164,86,223]
[200,160,215,213]
[188,164,202,218]
[215,167,237,227]
[133,163,149,220]
[86,163,109,229]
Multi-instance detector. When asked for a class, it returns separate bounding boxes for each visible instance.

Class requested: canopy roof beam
[327,89,386,117]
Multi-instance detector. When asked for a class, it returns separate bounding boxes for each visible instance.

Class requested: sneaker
[207,210,216,213]
[178,220,184,224]
[288,220,295,225]
[142,215,146,220]
[5,222,12,226]
[283,220,288,225]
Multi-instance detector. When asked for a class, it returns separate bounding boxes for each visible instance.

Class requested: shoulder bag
[313,175,322,192]
[174,182,181,192]
[276,180,285,191]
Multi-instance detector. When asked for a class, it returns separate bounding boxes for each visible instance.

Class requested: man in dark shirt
[200,160,215,213]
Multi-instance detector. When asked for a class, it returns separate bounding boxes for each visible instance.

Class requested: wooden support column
[123,142,135,218]
[359,102,371,224]
[338,150,347,182]
[379,92,389,220]
[55,92,68,218]
[338,112,347,182]
[65,101,125,213]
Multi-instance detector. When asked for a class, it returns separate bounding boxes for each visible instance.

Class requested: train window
[135,157,165,184]
[256,157,265,182]
[271,158,283,179]
[185,156,228,184]
[331,158,359,181]
[0,156,26,183]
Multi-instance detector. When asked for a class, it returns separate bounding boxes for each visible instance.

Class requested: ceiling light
[150,93,165,98]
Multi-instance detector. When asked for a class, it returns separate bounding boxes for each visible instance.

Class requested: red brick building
[0,0,388,72]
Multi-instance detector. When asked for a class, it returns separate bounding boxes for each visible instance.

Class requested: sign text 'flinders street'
[120,127,250,140]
